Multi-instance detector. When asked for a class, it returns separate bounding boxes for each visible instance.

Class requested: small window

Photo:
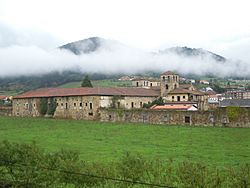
[80,103,82,107]
[74,103,76,107]
[86,103,88,107]
[61,103,63,106]
[185,116,191,123]
[117,102,120,108]
[88,112,93,116]
[131,102,134,108]
[166,84,168,89]
[65,103,68,109]
[33,104,36,107]
[162,76,165,81]
[177,96,180,101]
[150,83,153,87]
[90,103,93,110]
[183,96,185,99]
[140,102,143,108]
[56,103,59,106]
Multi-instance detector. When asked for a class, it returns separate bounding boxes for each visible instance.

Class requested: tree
[39,98,48,115]
[81,75,93,87]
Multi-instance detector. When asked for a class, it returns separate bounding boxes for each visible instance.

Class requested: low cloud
[0,43,249,78]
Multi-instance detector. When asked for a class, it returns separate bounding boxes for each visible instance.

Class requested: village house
[131,78,160,88]
[12,71,209,120]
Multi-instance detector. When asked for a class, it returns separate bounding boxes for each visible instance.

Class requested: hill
[60,37,227,63]
[159,46,226,62]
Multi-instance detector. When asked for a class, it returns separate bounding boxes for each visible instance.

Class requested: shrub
[143,97,164,108]
[226,106,241,122]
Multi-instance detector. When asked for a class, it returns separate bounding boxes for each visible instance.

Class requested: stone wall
[99,108,250,127]
[12,98,41,117]
[0,106,12,116]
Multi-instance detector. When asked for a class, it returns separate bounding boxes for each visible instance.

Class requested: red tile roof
[14,87,160,99]
[0,95,7,100]
[151,104,193,110]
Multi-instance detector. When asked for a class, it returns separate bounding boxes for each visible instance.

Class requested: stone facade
[12,98,41,117]
[12,95,157,120]
[0,106,12,116]
[160,72,179,96]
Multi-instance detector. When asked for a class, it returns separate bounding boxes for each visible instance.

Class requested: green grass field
[0,116,250,167]
[57,79,132,88]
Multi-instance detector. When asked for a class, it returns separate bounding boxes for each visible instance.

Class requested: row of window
[172,95,186,101]
[162,75,179,82]
[57,102,93,110]
[165,84,178,90]
[17,102,93,110]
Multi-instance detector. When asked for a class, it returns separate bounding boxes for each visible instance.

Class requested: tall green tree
[81,75,93,87]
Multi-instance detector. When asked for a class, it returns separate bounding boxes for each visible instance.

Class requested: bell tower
[160,71,179,97]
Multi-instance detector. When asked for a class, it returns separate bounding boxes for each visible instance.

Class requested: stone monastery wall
[99,108,250,128]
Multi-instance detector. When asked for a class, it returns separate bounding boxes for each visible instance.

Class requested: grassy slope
[0,116,249,166]
[57,79,132,88]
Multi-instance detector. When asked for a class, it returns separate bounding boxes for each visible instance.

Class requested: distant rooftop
[219,99,250,107]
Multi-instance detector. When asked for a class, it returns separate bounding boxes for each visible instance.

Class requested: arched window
[162,76,165,81]
[166,84,168,89]
[174,84,177,89]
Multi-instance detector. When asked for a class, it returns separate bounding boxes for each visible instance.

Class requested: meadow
[58,79,132,88]
[0,116,249,167]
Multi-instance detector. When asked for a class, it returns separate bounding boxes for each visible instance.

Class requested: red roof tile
[0,95,7,100]
[151,105,193,110]
[14,87,160,99]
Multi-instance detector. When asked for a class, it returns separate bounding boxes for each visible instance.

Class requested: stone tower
[160,71,180,97]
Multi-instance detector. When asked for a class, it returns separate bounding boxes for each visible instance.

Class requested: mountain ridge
[59,37,227,62]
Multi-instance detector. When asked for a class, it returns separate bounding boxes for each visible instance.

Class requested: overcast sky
[0,0,250,77]
[1,0,250,52]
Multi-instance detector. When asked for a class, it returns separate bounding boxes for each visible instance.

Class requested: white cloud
[0,41,250,78]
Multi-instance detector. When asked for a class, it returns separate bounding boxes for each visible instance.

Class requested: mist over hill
[60,37,227,63]
[1,36,249,93]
